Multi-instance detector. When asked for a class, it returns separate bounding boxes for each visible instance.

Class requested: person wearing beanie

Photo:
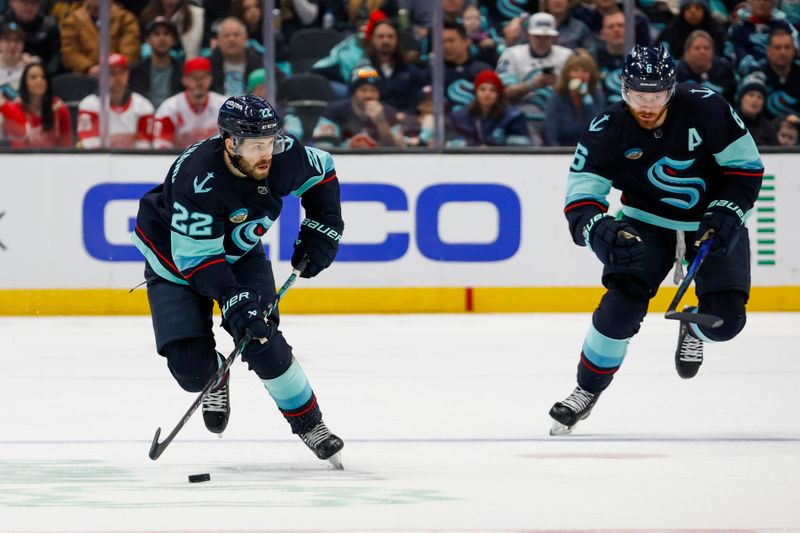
[655,0,726,60]
[246,67,265,97]
[735,71,778,145]
[130,17,183,109]
[447,68,531,147]
[311,65,403,148]
[544,49,606,146]
[151,56,227,149]
[675,30,736,104]
[77,53,155,148]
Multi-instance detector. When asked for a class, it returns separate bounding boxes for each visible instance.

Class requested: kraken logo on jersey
[232,215,274,252]
[689,87,716,99]
[589,114,611,132]
[646,156,706,209]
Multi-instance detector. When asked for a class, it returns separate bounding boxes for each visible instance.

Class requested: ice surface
[1,313,799,532]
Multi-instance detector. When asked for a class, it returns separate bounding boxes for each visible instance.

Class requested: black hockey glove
[585,214,645,268]
[220,287,270,343]
[291,217,342,278]
[694,200,745,256]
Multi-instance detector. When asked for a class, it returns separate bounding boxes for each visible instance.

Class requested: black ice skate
[300,421,344,469]
[675,306,704,379]
[202,370,230,435]
[549,385,600,435]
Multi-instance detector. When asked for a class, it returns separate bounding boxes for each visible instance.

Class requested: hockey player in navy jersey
[549,45,764,435]
[133,94,345,464]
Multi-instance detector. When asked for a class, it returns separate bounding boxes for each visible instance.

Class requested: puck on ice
[188,473,211,483]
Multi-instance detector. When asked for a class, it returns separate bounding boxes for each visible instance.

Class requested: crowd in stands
[0,0,798,149]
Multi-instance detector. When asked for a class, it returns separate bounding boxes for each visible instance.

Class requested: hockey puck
[188,473,211,483]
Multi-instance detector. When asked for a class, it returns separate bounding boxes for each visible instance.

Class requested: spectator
[140,0,205,60]
[572,0,651,46]
[735,71,778,145]
[60,0,140,76]
[775,114,799,145]
[152,56,226,149]
[655,0,726,59]
[400,83,433,146]
[593,10,626,104]
[130,17,183,110]
[0,0,62,76]
[0,21,33,99]
[210,16,266,96]
[443,20,493,108]
[76,53,154,148]
[229,0,266,51]
[727,0,799,75]
[750,28,800,118]
[462,4,500,66]
[543,0,595,51]
[676,30,736,104]
[311,65,403,148]
[544,49,606,146]
[497,13,571,140]
[362,17,425,114]
[448,69,531,147]
[0,62,72,147]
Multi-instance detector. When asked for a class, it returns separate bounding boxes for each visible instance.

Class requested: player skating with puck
[549,45,763,435]
[133,95,344,466]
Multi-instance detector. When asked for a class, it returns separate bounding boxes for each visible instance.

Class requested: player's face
[233,136,276,180]
[626,89,670,128]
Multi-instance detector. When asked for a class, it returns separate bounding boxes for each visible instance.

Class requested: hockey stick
[664,238,723,329]
[148,257,309,460]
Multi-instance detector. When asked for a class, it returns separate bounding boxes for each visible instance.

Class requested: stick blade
[148,427,163,461]
[664,310,723,329]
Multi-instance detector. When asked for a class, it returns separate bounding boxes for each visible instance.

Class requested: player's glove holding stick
[694,200,745,256]
[585,215,645,268]
[220,287,271,343]
[292,217,343,278]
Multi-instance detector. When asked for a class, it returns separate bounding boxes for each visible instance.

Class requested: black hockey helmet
[218,94,281,138]
[621,44,676,103]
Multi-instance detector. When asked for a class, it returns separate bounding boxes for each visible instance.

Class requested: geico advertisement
[0,153,794,289]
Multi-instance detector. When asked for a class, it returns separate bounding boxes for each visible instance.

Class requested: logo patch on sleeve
[624,148,643,160]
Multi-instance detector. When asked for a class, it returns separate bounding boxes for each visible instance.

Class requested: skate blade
[549,420,574,436]
[327,452,344,470]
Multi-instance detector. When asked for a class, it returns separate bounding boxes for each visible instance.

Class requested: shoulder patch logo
[624,148,643,160]
[689,87,715,99]
[229,208,248,223]
[589,114,611,132]
[193,172,214,194]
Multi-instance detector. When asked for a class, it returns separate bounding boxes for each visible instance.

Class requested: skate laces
[203,384,228,412]
[301,422,332,449]
[679,331,703,362]
[561,386,596,413]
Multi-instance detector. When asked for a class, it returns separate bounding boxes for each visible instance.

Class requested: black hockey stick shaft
[664,238,723,328]
[148,258,309,460]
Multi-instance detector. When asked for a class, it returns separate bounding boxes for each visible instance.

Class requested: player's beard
[631,105,668,130]
[238,156,272,181]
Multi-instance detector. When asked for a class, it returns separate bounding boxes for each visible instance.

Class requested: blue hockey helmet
[621,45,676,106]
[218,94,281,138]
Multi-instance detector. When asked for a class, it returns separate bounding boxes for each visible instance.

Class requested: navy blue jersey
[133,134,342,301]
[564,83,763,246]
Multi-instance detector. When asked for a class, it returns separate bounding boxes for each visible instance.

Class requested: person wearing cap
[139,0,206,60]
[152,56,226,149]
[0,21,34,99]
[733,71,777,145]
[76,52,155,148]
[0,0,62,76]
[748,27,800,119]
[676,30,736,104]
[60,0,140,76]
[496,13,571,142]
[728,0,799,76]
[655,0,726,60]
[130,16,183,110]
[311,65,403,148]
[447,69,531,147]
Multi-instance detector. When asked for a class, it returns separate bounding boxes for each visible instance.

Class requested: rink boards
[0,151,797,314]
